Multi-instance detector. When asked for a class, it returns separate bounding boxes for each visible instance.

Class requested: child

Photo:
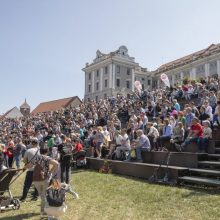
[198,120,212,153]
[146,122,159,151]
[44,179,67,220]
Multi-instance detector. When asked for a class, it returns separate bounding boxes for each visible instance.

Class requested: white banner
[134,81,142,94]
[160,73,170,88]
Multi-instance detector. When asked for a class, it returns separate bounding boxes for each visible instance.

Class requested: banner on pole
[160,74,170,88]
[134,81,142,94]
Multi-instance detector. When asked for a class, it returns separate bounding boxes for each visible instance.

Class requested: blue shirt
[139,134,151,150]
[185,113,195,128]
[174,103,180,112]
[162,125,173,137]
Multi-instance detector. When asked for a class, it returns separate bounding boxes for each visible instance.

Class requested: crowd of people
[1,76,220,218]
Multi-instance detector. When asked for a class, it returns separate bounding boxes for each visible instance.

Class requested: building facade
[83,46,151,101]
[83,44,220,100]
[152,43,220,88]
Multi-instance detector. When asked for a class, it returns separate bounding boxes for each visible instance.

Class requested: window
[105,79,108,88]
[142,84,145,90]
[116,78,120,87]
[142,78,145,81]
[148,80,151,85]
[126,81,130,89]
[135,77,137,81]
[89,72,91,80]
[116,65,120,73]
[88,84,91,93]
[104,93,107,99]
[105,66,108,74]
[127,68,130,75]
[95,96,98,102]
[96,82,99,91]
[96,70,99,77]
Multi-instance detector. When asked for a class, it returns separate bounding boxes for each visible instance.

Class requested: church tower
[20,99,31,117]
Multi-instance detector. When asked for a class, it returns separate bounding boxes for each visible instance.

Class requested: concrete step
[208,154,220,160]
[87,157,189,180]
[189,168,220,177]
[198,161,220,168]
[178,176,220,187]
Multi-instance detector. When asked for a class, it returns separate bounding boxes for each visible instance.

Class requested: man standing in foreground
[20,138,39,202]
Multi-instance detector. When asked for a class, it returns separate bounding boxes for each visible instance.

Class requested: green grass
[1,170,220,220]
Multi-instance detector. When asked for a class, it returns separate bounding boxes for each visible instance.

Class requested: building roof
[83,45,136,70]
[0,107,23,120]
[155,43,220,74]
[31,96,81,115]
[20,98,30,109]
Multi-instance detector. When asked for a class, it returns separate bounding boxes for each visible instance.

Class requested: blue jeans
[213,115,220,125]
[182,137,198,149]
[136,147,150,160]
[14,155,22,168]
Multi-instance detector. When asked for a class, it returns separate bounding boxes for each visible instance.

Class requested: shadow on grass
[70,166,220,196]
[178,184,220,196]
[1,213,39,220]
[102,171,220,196]
[71,168,87,174]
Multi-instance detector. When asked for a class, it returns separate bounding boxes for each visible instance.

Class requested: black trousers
[60,162,71,184]
[8,157,13,168]
[156,136,171,149]
[21,171,38,199]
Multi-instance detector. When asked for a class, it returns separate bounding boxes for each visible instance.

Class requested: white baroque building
[82,46,151,101]
[83,44,220,101]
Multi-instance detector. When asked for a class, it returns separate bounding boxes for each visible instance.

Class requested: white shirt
[115,135,123,145]
[148,126,159,138]
[121,134,130,149]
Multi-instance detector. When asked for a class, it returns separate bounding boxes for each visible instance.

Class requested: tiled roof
[31,96,81,115]
[155,43,220,73]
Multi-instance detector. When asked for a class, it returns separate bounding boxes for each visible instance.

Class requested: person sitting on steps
[175,117,203,152]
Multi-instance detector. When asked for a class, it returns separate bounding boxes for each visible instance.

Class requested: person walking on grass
[20,138,39,202]
[24,145,58,217]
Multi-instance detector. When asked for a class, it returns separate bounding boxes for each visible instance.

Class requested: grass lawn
[1,169,220,220]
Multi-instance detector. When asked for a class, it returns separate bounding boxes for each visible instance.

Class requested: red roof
[31,96,81,115]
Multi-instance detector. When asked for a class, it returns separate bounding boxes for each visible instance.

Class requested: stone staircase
[86,128,220,189]
[178,133,220,188]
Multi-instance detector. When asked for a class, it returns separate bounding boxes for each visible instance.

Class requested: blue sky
[0,0,220,114]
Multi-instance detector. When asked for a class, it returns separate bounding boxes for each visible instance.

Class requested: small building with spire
[20,99,31,117]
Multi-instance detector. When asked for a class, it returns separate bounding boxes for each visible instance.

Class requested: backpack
[33,162,45,182]
[46,187,66,207]
[60,143,72,162]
